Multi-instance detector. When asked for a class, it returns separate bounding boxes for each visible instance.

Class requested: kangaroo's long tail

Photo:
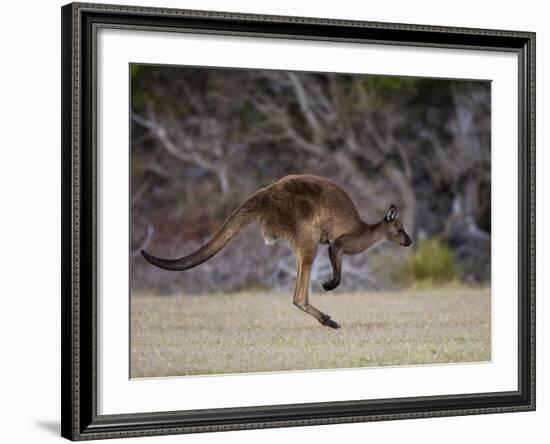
[141,193,262,271]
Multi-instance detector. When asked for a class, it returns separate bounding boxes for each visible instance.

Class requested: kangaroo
[142,174,412,329]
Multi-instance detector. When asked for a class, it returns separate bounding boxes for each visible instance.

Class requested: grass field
[130,287,490,378]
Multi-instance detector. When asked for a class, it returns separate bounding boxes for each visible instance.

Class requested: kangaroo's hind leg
[291,240,341,329]
[322,244,342,292]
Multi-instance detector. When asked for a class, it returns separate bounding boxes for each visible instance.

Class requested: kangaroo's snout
[400,230,412,247]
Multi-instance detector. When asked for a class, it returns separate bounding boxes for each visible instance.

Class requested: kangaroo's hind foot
[320,313,341,329]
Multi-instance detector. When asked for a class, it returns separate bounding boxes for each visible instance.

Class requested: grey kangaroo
[142,174,412,329]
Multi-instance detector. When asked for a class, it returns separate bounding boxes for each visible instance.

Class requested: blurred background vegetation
[130,64,491,294]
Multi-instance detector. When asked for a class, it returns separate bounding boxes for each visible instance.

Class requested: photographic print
[130,65,491,378]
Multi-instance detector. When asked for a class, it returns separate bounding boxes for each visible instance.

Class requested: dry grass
[131,287,490,378]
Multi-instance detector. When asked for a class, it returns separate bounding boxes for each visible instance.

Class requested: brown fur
[142,174,412,328]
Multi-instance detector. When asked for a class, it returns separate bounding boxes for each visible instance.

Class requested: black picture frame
[61,2,536,440]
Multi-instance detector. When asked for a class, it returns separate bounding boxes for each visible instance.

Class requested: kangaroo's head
[382,205,412,247]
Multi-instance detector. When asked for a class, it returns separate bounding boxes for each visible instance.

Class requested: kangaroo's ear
[385,204,399,222]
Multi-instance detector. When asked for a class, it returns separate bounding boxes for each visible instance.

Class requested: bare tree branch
[131,176,153,208]
[287,72,324,140]
[132,112,231,194]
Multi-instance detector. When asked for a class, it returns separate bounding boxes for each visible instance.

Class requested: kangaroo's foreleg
[292,242,341,329]
[322,245,342,292]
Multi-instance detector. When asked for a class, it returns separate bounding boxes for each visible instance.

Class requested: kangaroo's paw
[321,314,341,329]
[322,279,339,292]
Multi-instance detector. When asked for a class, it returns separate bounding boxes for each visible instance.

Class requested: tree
[130,66,491,293]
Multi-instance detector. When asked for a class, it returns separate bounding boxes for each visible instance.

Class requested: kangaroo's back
[257,175,362,242]
[270,175,358,210]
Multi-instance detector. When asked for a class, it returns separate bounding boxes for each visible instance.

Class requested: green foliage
[130,64,150,110]
[130,63,142,80]
[352,75,420,109]
[404,238,458,285]
[358,76,419,92]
